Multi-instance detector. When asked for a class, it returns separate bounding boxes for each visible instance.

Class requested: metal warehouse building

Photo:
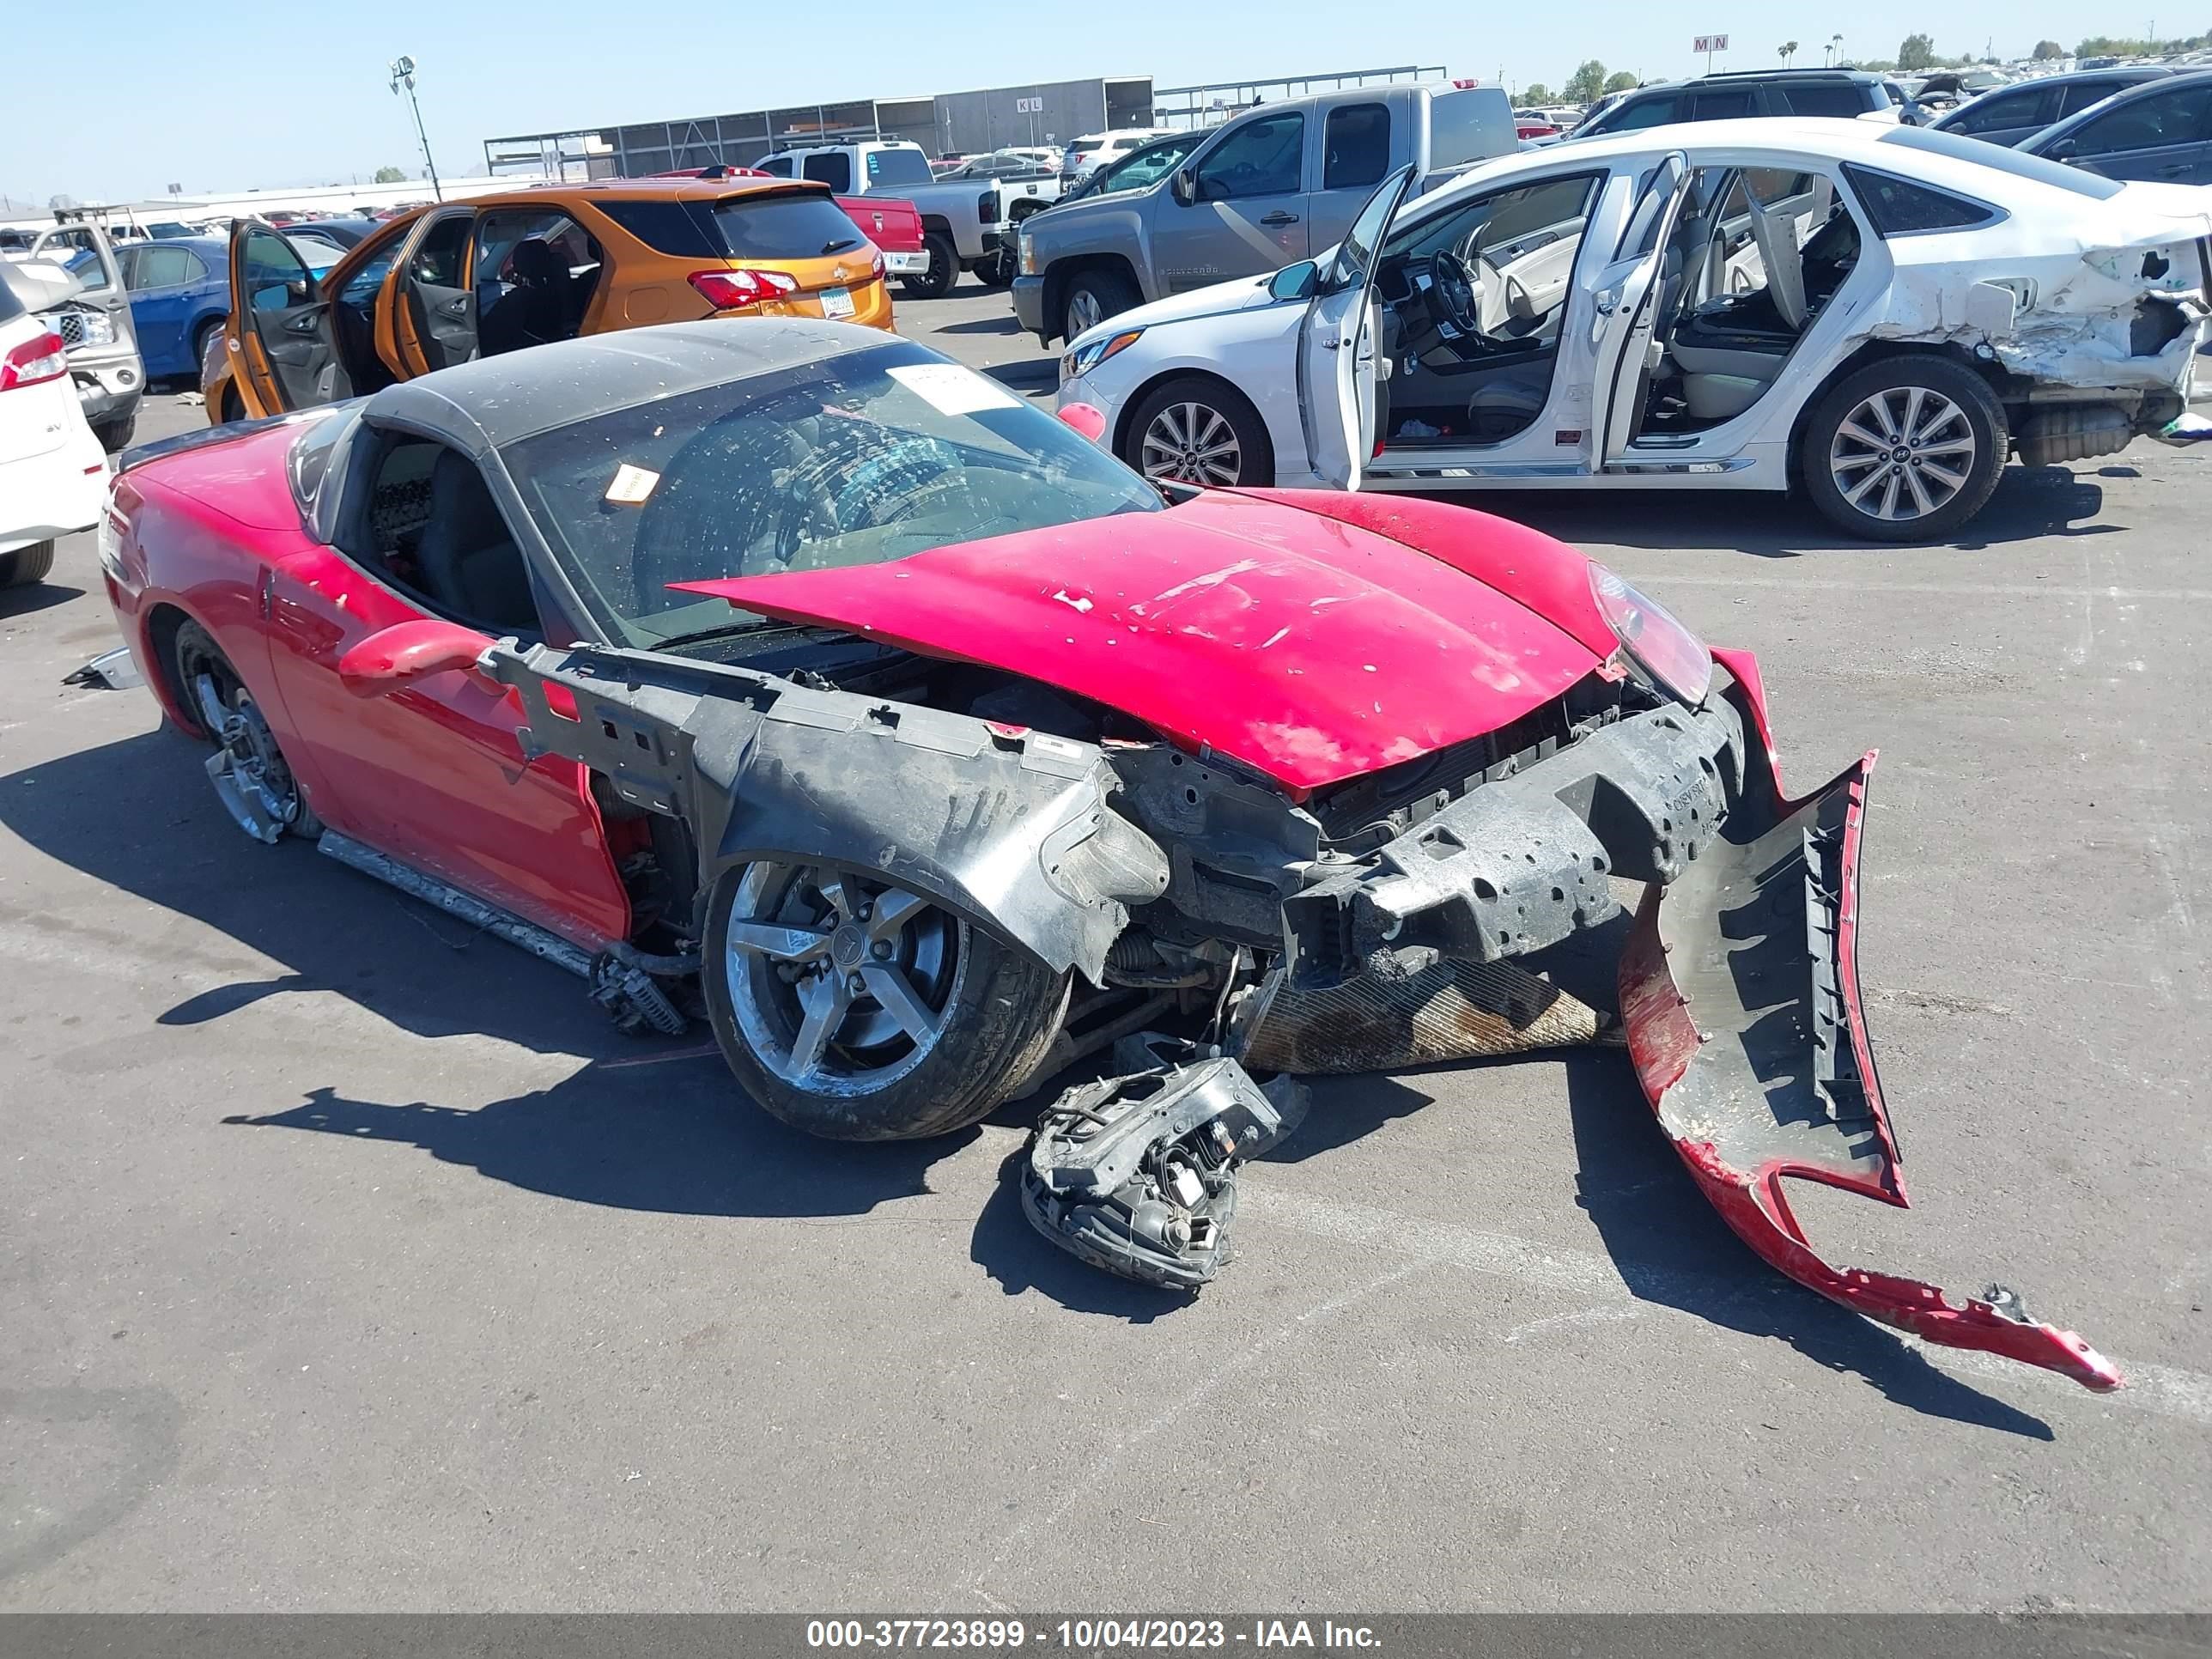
[483,76,1158,178]
[481,64,1449,178]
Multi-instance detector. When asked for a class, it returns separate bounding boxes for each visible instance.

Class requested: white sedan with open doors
[1055,120,2212,540]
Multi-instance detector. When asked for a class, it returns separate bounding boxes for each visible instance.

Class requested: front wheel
[703,860,1068,1141]
[973,246,1016,288]
[898,231,959,301]
[170,619,323,843]
[1120,376,1273,488]
[91,411,137,454]
[1799,356,2006,542]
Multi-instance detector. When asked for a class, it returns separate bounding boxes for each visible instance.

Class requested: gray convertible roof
[362,319,901,455]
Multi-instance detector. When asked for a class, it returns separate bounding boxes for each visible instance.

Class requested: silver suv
[1,212,144,451]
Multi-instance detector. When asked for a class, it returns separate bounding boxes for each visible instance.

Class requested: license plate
[820,286,855,319]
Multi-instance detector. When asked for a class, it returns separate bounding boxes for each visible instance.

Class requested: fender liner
[486,641,1168,981]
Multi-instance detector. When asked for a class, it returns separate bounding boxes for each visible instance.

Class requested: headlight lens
[1588,562,1711,708]
[1018,227,1038,276]
[1059,327,1143,385]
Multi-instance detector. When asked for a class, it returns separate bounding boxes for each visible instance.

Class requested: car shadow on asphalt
[933,315,1026,337]
[1462,465,2110,556]
[0,580,87,621]
[1560,1048,2054,1438]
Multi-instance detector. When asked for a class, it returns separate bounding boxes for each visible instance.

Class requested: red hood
[676,491,1603,794]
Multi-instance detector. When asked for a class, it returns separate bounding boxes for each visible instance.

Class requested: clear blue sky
[3,0,2145,205]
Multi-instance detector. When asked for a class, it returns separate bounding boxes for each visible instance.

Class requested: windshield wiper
[822,238,861,255]
[650,620,770,651]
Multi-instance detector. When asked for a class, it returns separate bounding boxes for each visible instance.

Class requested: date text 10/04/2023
[804,1620,1382,1650]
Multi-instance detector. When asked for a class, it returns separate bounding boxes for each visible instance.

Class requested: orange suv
[207,177,895,422]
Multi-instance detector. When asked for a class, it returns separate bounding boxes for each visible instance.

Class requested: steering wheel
[1427,248,1481,334]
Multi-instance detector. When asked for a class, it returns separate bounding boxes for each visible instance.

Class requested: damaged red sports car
[95,320,2118,1390]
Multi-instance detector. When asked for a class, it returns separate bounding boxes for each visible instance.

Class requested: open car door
[227,222,350,415]
[1589,152,1692,468]
[388,207,479,375]
[1297,164,1417,490]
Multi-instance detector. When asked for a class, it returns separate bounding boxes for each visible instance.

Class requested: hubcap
[1829,386,1977,522]
[1139,401,1242,487]
[724,864,961,1095]
[1067,288,1104,337]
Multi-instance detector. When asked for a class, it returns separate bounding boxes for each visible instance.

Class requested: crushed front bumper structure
[1617,740,2123,1392]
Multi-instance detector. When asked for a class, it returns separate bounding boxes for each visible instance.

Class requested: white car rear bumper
[0,430,106,556]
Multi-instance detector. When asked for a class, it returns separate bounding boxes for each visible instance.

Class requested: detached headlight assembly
[1059,327,1143,385]
[1018,227,1039,276]
[1589,562,1711,708]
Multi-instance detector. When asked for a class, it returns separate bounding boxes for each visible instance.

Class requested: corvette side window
[348,436,542,636]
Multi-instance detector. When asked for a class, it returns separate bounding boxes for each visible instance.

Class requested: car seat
[411,450,538,632]
[480,237,577,357]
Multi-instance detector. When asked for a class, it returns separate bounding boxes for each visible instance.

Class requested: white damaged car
[1055,120,2212,539]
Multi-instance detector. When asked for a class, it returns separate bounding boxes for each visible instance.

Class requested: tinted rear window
[1843,165,2002,234]
[1779,83,1872,118]
[713,193,868,259]
[0,270,24,325]
[597,193,867,260]
[866,149,934,187]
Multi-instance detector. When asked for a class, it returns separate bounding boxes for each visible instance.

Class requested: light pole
[388,54,443,201]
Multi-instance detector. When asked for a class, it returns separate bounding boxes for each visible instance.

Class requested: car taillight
[689,268,802,309]
[977,190,999,225]
[0,330,68,392]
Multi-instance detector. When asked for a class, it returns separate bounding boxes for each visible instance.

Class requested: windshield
[502,339,1164,649]
[1881,125,2126,198]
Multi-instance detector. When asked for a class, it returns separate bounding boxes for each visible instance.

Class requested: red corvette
[95,320,2117,1385]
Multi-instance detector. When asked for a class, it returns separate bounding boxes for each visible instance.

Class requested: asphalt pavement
[2,276,2207,1612]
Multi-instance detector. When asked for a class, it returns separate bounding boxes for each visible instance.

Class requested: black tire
[1061,266,1140,343]
[0,540,57,588]
[219,384,245,425]
[898,231,959,301]
[169,618,324,840]
[973,246,1015,289]
[1798,355,2006,543]
[702,860,1070,1142]
[1119,374,1274,488]
[92,411,137,454]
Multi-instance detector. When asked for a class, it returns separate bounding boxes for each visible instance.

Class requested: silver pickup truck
[754,140,1055,299]
[1013,83,1518,345]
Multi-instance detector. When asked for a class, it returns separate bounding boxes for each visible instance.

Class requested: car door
[227,222,351,414]
[389,207,478,374]
[260,433,633,945]
[1589,152,1693,468]
[1941,83,2059,146]
[1297,165,1417,489]
[1306,101,1396,251]
[1152,108,1310,292]
[122,242,205,374]
[2056,82,2212,181]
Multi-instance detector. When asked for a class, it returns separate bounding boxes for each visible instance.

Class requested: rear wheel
[1800,356,2006,542]
[0,541,57,588]
[703,860,1068,1141]
[170,619,322,842]
[91,411,137,454]
[974,246,1016,288]
[1121,376,1273,488]
[898,231,959,301]
[1062,266,1139,342]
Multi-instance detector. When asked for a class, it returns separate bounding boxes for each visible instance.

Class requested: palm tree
[1783,39,1799,64]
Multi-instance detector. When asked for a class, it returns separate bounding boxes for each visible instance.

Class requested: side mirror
[1267,261,1319,302]
[2045,137,2078,161]
[1170,168,1197,206]
[1056,402,1108,443]
[337,619,492,698]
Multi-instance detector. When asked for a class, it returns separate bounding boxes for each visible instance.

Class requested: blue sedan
[120,234,339,380]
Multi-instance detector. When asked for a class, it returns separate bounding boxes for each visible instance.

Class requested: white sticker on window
[605,463,660,505]
[886,362,1021,416]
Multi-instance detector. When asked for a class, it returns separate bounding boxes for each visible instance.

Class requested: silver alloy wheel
[723,863,963,1097]
[1139,400,1243,486]
[1066,286,1105,338]
[1828,385,1977,523]
[185,655,305,843]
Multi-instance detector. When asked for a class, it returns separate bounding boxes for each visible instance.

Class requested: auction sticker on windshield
[888,361,1020,415]
[820,286,856,319]
[604,463,660,505]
